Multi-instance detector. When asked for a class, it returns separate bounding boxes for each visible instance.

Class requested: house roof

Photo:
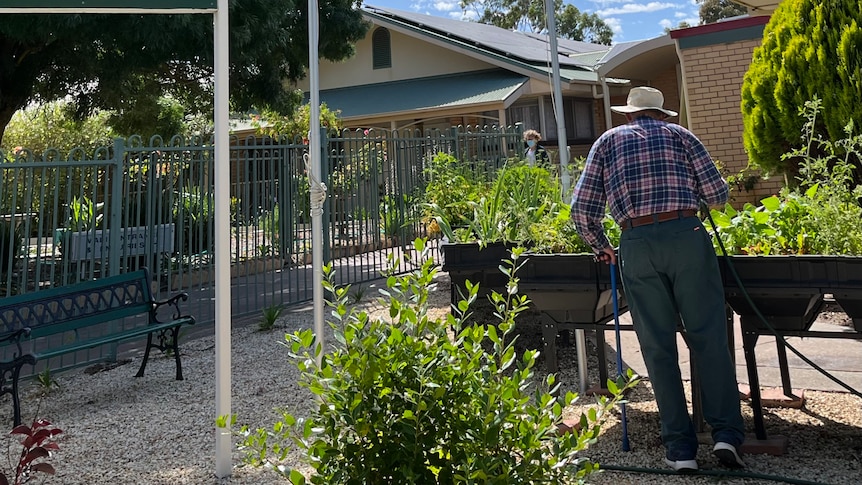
[594,34,677,81]
[363,5,610,84]
[314,69,530,120]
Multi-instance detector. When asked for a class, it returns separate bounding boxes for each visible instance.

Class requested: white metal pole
[308,0,325,365]
[214,0,232,478]
[544,0,570,195]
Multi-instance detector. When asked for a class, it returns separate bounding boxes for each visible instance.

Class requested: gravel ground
[8,271,862,484]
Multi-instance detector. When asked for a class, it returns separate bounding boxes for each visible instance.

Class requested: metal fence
[0,124,522,373]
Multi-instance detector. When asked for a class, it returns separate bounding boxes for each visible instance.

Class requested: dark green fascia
[677,24,766,50]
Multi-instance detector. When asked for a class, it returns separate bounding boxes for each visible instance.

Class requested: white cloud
[433,1,459,12]
[659,18,672,28]
[597,2,677,16]
[603,17,624,35]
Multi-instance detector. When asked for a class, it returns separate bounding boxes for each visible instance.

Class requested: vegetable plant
[711,99,862,255]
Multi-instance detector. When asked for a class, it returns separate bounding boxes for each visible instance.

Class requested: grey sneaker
[664,457,698,473]
[713,441,745,468]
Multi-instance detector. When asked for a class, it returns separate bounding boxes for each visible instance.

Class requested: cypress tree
[741,0,862,177]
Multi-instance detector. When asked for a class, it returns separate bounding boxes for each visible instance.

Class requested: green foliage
[1,101,114,154]
[462,0,613,44]
[426,160,594,252]
[698,0,747,24]
[741,0,862,176]
[65,196,104,233]
[255,103,343,139]
[711,99,862,255]
[0,0,370,143]
[226,240,638,483]
[35,369,61,395]
[379,195,403,238]
[260,205,281,254]
[421,153,491,236]
[259,304,284,332]
[174,185,215,257]
[107,93,187,140]
[348,284,366,304]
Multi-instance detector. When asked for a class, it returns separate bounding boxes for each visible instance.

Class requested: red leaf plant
[1,419,62,485]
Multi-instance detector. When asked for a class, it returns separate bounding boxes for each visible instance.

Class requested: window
[505,103,540,133]
[372,28,391,69]
[545,98,595,143]
[506,97,595,143]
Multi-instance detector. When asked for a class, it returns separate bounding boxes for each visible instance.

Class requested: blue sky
[365,0,702,43]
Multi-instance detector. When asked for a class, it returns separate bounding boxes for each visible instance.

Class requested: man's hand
[595,247,616,265]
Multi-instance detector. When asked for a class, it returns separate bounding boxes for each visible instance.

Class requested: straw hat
[611,86,677,118]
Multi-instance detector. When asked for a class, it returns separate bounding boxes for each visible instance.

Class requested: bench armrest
[0,328,32,359]
[152,292,190,323]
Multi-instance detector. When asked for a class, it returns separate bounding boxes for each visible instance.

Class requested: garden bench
[0,267,195,425]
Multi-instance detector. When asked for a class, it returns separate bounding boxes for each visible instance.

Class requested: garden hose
[702,203,862,399]
[599,463,831,485]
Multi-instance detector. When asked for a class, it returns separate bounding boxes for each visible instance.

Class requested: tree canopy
[741,0,862,176]
[461,0,613,45]
[699,0,747,24]
[0,0,369,145]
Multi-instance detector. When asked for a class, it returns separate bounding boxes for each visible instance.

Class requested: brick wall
[681,38,783,206]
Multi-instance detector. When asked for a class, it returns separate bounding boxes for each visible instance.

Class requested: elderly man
[570,86,746,472]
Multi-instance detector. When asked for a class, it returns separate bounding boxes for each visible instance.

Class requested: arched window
[372,28,391,69]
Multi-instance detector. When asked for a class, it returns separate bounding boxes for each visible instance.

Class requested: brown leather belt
[622,209,697,231]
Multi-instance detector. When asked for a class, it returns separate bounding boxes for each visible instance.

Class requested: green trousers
[619,216,745,459]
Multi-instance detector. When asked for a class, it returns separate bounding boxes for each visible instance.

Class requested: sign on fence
[68,224,175,261]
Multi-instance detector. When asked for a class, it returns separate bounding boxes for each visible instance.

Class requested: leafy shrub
[1,101,114,154]
[741,0,862,177]
[222,240,638,484]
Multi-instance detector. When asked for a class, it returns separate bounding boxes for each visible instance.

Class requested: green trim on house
[312,70,529,119]
[677,24,766,49]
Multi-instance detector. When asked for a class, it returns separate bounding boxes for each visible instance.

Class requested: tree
[254,103,343,139]
[2,101,114,156]
[698,0,747,24]
[0,0,369,146]
[741,0,862,176]
[461,0,613,45]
